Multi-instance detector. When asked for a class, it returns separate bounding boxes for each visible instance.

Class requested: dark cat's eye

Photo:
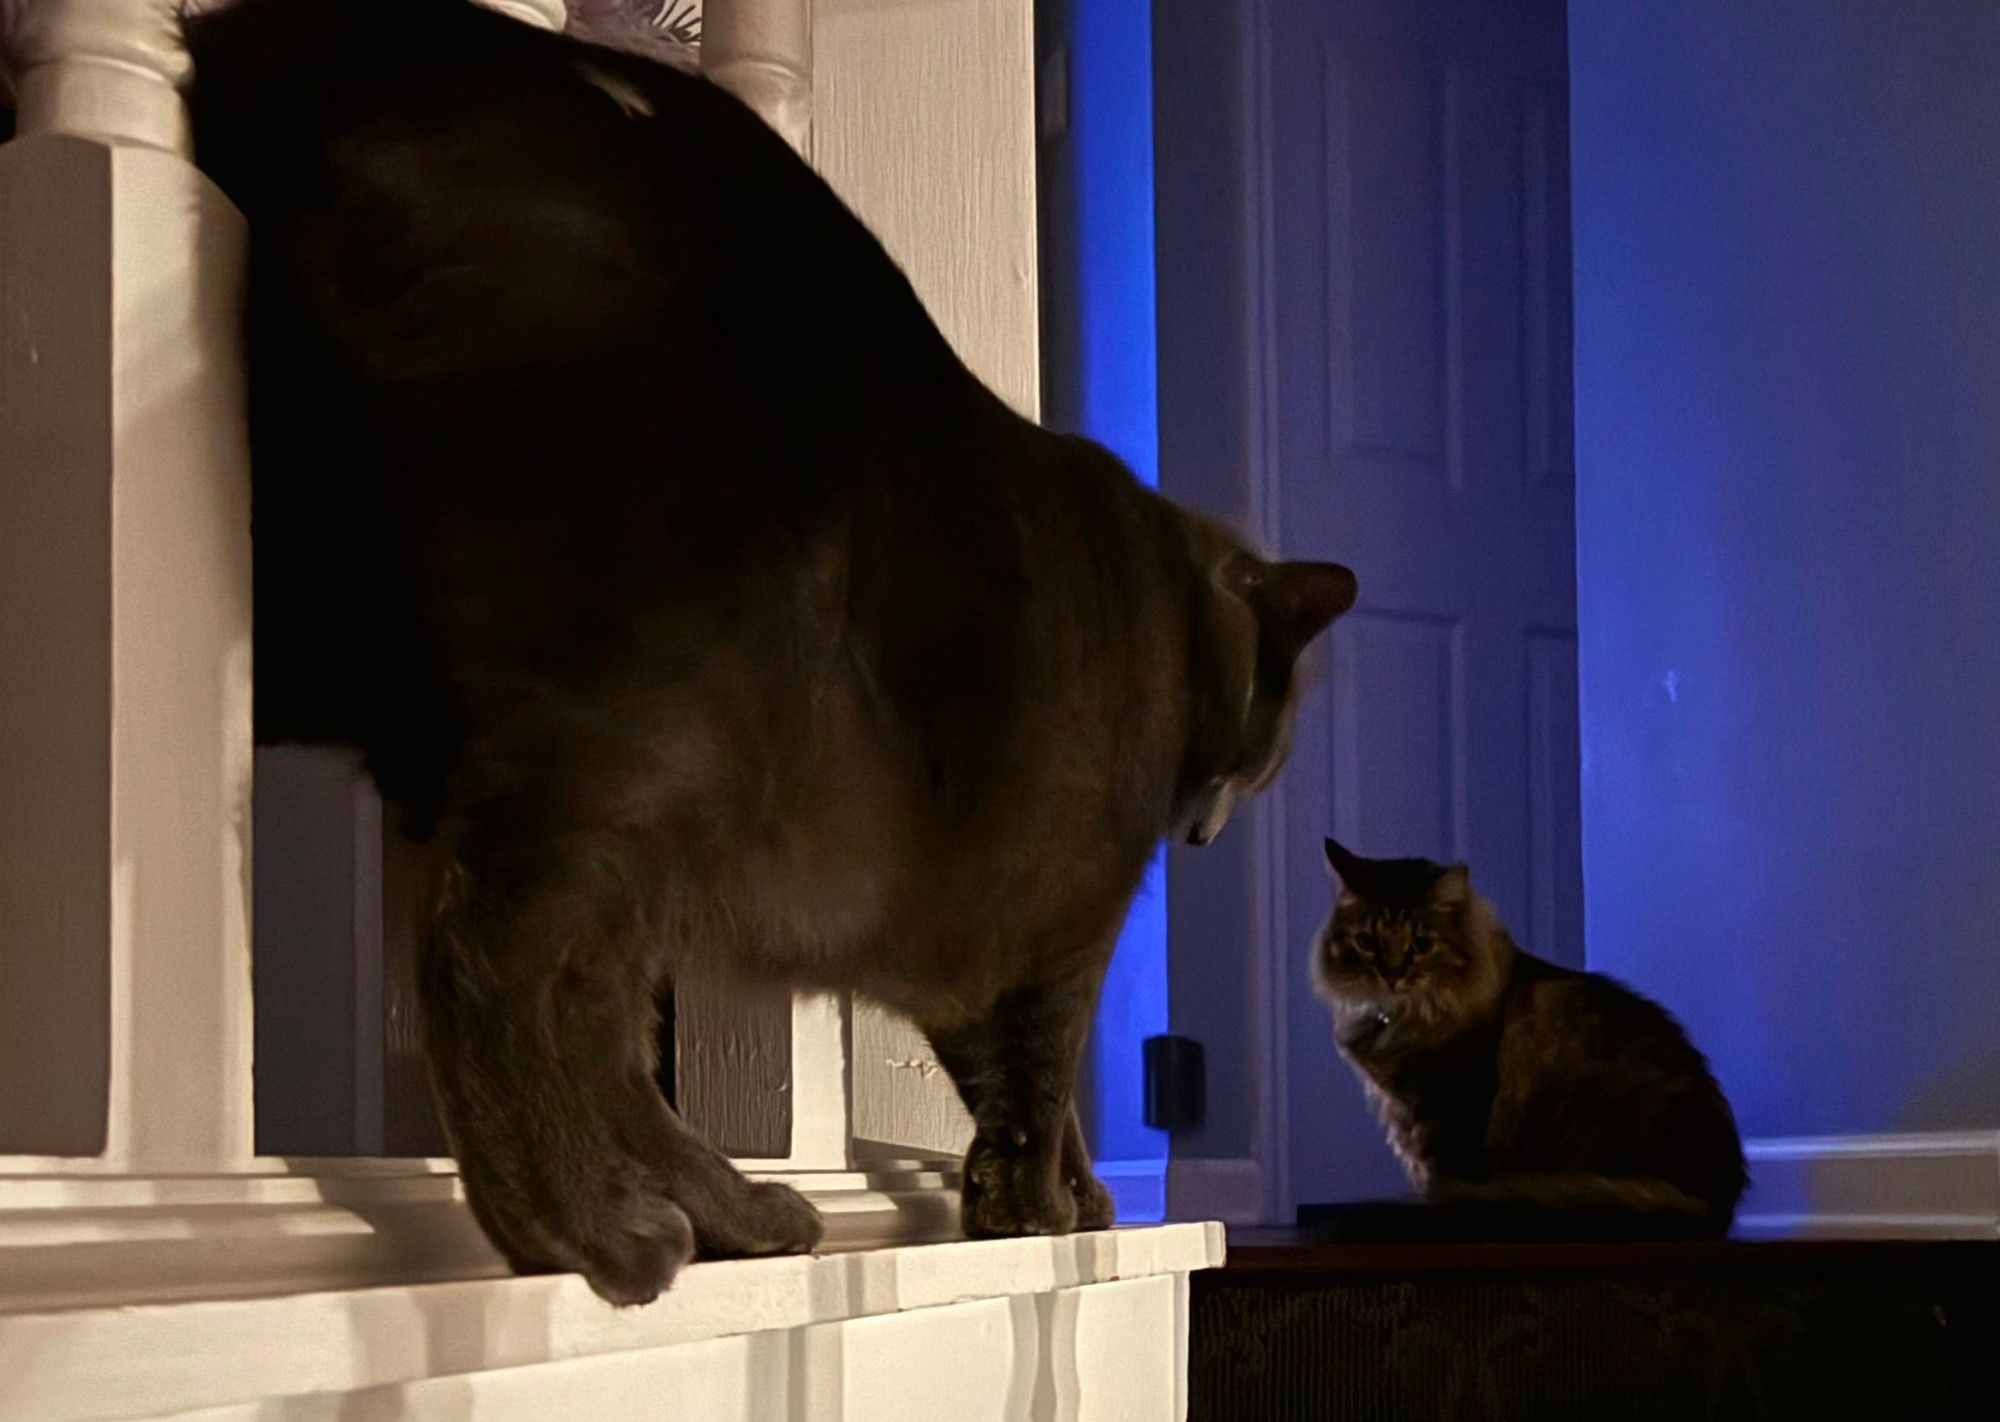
[1411,936,1438,957]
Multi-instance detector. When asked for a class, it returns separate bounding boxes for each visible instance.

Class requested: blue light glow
[1066,0,1168,1217]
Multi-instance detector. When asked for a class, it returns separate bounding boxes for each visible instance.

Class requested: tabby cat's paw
[960,1136,1078,1237]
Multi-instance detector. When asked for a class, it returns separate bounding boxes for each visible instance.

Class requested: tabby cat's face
[1311,840,1502,1016]
[1316,895,1470,1004]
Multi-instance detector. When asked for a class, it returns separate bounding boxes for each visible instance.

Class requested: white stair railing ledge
[0,1156,980,1314]
[0,1221,1224,1422]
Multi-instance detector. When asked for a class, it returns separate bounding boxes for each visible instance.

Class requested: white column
[0,0,255,1171]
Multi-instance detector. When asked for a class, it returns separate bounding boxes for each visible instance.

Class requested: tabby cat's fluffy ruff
[180,0,1357,1305]
[1312,841,1746,1241]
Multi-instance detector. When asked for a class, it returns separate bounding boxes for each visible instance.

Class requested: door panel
[1265,0,1577,1211]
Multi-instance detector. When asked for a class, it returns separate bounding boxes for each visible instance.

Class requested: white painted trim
[1096,1158,1167,1223]
[1167,1157,1266,1226]
[473,0,566,32]
[732,992,855,1172]
[1736,1130,2000,1240]
[6,0,191,152]
[1,95,256,1171]
[0,1221,1223,1422]
[1240,0,1295,1233]
[153,1274,1192,1422]
[0,1161,970,1312]
[1097,1157,1268,1226]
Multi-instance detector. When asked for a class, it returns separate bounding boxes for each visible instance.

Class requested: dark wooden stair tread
[1220,1225,2000,1278]
[1191,1228,1998,1420]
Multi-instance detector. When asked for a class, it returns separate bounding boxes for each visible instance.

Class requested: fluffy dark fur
[1312,840,1746,1241]
[180,0,1356,1304]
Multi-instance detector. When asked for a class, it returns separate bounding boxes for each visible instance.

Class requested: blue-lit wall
[1571,1,2000,1139]
[1038,0,1168,1209]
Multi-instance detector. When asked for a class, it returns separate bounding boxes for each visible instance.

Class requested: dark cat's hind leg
[927,967,1111,1239]
[423,834,819,1306]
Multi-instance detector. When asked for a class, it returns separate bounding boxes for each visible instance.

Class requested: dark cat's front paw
[691,1178,825,1258]
[960,1136,1078,1238]
[1069,1168,1116,1231]
[463,1159,697,1308]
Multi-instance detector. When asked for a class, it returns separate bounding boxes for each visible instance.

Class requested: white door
[1261,0,1579,1212]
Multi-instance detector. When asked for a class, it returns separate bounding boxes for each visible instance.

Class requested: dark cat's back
[185,0,1170,864]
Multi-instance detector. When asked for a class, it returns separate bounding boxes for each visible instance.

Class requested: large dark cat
[180,0,1356,1304]
[1312,840,1745,1241]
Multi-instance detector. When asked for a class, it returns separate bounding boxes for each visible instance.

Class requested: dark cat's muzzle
[1183,779,1241,846]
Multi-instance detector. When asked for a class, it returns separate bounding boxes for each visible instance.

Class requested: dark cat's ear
[1429,865,1471,908]
[1324,838,1365,893]
[1231,558,1358,659]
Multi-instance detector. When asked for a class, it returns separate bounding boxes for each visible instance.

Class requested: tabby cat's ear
[1324,837,1361,886]
[1430,865,1472,907]
[1232,558,1359,658]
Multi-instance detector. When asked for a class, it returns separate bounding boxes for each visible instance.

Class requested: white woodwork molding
[1168,1157,1267,1226]
[812,0,1040,418]
[1096,1160,1167,1223]
[849,1002,975,1160]
[733,993,857,1172]
[3,0,189,151]
[0,1217,1222,1422]
[0,1158,975,1313]
[475,0,568,33]
[1100,1157,1270,1227]
[703,0,812,154]
[154,1274,1194,1422]
[1236,0,1296,1235]
[1735,1130,2000,1240]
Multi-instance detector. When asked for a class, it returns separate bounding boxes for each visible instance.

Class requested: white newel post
[0,0,255,1173]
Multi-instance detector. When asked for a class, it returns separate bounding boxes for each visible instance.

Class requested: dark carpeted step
[1190,1232,1998,1421]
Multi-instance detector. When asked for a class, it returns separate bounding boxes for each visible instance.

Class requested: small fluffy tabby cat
[1313,840,1745,1240]
[177,0,1357,1305]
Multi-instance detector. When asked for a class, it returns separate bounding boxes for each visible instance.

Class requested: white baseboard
[1167,1157,1266,1226]
[1096,1159,1167,1223]
[1737,1130,2000,1239]
[1097,1157,1269,1227]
